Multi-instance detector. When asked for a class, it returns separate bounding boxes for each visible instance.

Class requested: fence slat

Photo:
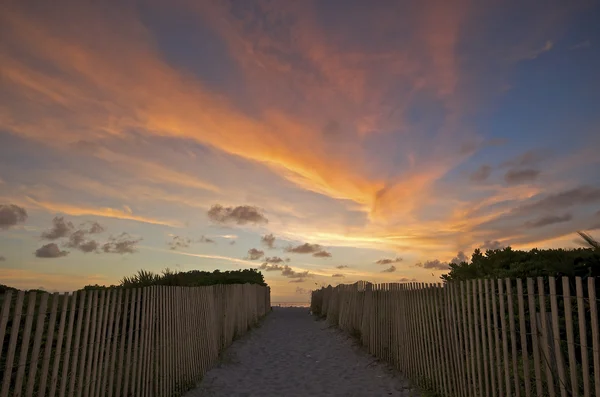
[538,277,556,397]
[517,279,531,397]
[478,280,490,397]
[589,277,600,397]
[137,287,148,397]
[99,289,117,397]
[0,290,14,370]
[527,278,543,397]
[461,281,474,397]
[81,290,98,397]
[498,279,511,396]
[25,292,49,396]
[506,278,520,397]
[123,288,137,396]
[561,277,578,397]
[59,291,79,397]
[472,280,483,396]
[0,290,25,397]
[87,290,105,397]
[548,277,568,397]
[39,292,62,397]
[132,287,142,397]
[74,290,93,397]
[485,279,497,397]
[14,291,38,396]
[491,280,504,397]
[576,277,590,397]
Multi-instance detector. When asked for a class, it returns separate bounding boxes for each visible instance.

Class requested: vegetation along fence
[0,283,271,397]
[312,277,600,397]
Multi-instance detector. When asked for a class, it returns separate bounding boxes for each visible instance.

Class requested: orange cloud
[24,197,179,227]
[0,0,473,221]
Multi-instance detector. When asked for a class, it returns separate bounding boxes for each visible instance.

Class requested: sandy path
[185,307,419,397]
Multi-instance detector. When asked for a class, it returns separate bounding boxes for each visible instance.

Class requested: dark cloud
[285,243,322,254]
[285,243,331,258]
[450,251,469,265]
[264,256,286,264]
[229,240,236,245]
[295,287,310,294]
[207,204,268,225]
[259,263,284,271]
[480,240,505,250]
[199,235,215,244]
[289,279,306,283]
[398,277,418,283]
[416,260,449,270]
[375,257,403,265]
[35,243,69,258]
[336,265,349,269]
[261,233,276,249]
[247,248,265,260]
[65,229,99,253]
[525,213,572,228]
[41,216,74,240]
[332,274,344,278]
[515,186,600,214]
[81,221,104,234]
[470,165,492,183]
[0,204,28,229]
[281,265,312,279]
[313,250,332,258]
[169,236,191,250]
[382,265,396,273]
[102,233,141,254]
[502,150,546,168]
[78,240,99,253]
[504,169,540,185]
[0,256,5,261]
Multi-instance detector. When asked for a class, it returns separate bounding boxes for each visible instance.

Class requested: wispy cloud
[525,213,572,228]
[571,40,591,50]
[523,40,553,60]
[25,198,179,226]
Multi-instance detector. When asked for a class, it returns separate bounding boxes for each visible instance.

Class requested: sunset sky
[1,0,599,302]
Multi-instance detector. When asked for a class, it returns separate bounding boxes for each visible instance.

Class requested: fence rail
[311,277,600,397]
[0,283,270,397]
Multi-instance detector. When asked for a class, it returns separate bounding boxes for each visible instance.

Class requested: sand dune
[186,307,418,397]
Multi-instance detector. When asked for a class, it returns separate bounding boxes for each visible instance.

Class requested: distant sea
[272,302,310,307]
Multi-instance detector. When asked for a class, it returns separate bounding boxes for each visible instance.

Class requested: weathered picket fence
[0,283,270,397]
[312,277,600,397]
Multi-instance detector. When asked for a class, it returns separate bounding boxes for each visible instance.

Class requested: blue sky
[1,0,599,301]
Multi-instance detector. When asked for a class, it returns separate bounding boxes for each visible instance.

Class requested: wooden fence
[311,277,600,397]
[0,283,270,397]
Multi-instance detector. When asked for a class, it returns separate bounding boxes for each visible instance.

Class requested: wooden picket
[0,284,269,397]
[311,277,600,397]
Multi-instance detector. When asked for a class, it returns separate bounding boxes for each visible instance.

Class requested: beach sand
[185,307,419,397]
